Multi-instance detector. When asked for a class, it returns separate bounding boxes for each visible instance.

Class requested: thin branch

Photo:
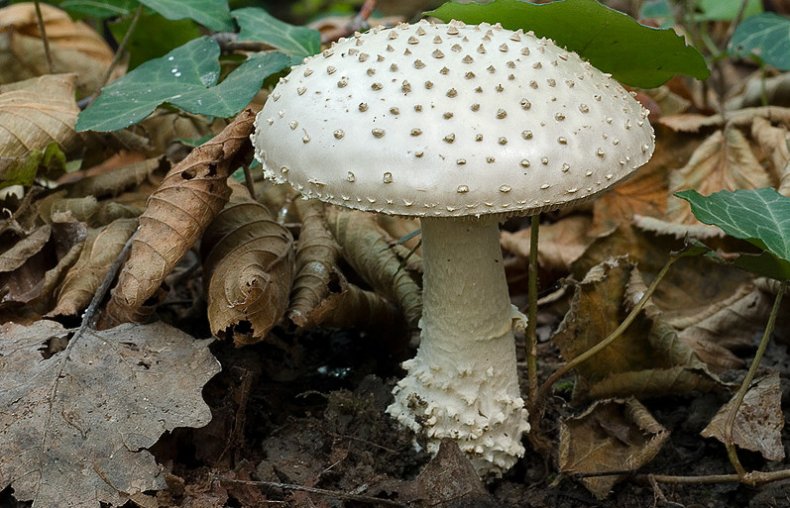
[96,5,143,93]
[526,214,540,411]
[33,0,53,73]
[218,478,408,506]
[722,280,787,477]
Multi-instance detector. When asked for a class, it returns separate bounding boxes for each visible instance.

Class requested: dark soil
[4,318,790,507]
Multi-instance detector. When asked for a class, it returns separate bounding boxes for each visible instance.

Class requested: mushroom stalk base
[386,216,529,476]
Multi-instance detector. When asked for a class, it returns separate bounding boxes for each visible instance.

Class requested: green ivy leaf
[77,37,289,132]
[233,7,321,63]
[729,13,790,70]
[110,12,202,70]
[138,0,234,32]
[428,0,710,88]
[676,188,790,280]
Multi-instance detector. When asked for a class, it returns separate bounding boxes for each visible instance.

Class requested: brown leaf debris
[101,107,259,328]
[201,183,294,345]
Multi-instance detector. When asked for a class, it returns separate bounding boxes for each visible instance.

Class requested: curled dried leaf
[559,398,669,499]
[701,373,785,462]
[0,3,119,96]
[501,215,596,273]
[0,224,51,273]
[202,184,294,345]
[101,107,258,328]
[667,128,771,225]
[288,198,341,328]
[65,158,163,199]
[554,257,721,400]
[0,74,79,159]
[328,208,422,329]
[49,218,137,317]
[751,117,790,196]
[306,269,404,331]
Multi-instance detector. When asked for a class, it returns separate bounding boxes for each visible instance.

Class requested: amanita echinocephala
[252,19,654,476]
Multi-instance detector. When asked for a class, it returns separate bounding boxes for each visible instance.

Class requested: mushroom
[252,20,654,476]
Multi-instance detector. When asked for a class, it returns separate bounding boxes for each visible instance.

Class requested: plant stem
[97,4,143,93]
[536,253,679,406]
[723,280,787,477]
[526,214,540,411]
[33,0,53,74]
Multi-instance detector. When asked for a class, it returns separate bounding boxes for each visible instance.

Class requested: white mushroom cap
[253,20,654,217]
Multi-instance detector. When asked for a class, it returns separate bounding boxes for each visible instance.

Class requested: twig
[76,230,136,336]
[33,0,53,73]
[93,4,143,98]
[218,478,408,506]
[242,163,256,199]
[722,280,787,477]
[212,32,276,53]
[526,214,540,411]
[535,252,679,406]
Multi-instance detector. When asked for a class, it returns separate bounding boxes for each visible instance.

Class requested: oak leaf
[0,320,220,507]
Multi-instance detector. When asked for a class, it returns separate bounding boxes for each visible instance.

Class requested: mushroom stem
[386,216,529,476]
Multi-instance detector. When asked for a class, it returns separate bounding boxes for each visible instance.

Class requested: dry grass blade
[49,218,137,317]
[101,107,258,328]
[288,199,341,328]
[201,183,294,345]
[0,74,79,159]
[328,208,422,329]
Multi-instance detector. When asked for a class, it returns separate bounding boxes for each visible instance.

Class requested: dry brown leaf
[659,113,723,133]
[590,128,701,235]
[0,320,219,506]
[554,257,720,400]
[633,215,724,239]
[377,214,422,252]
[751,116,790,196]
[701,373,785,462]
[0,3,119,97]
[559,398,669,499]
[0,74,79,159]
[288,198,341,328]
[661,107,790,133]
[201,183,294,345]
[667,128,772,224]
[48,218,137,317]
[101,107,259,328]
[0,223,50,273]
[328,208,422,329]
[65,157,164,199]
[501,215,596,273]
[306,269,405,331]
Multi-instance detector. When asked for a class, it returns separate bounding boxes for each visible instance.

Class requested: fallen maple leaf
[0,320,220,507]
